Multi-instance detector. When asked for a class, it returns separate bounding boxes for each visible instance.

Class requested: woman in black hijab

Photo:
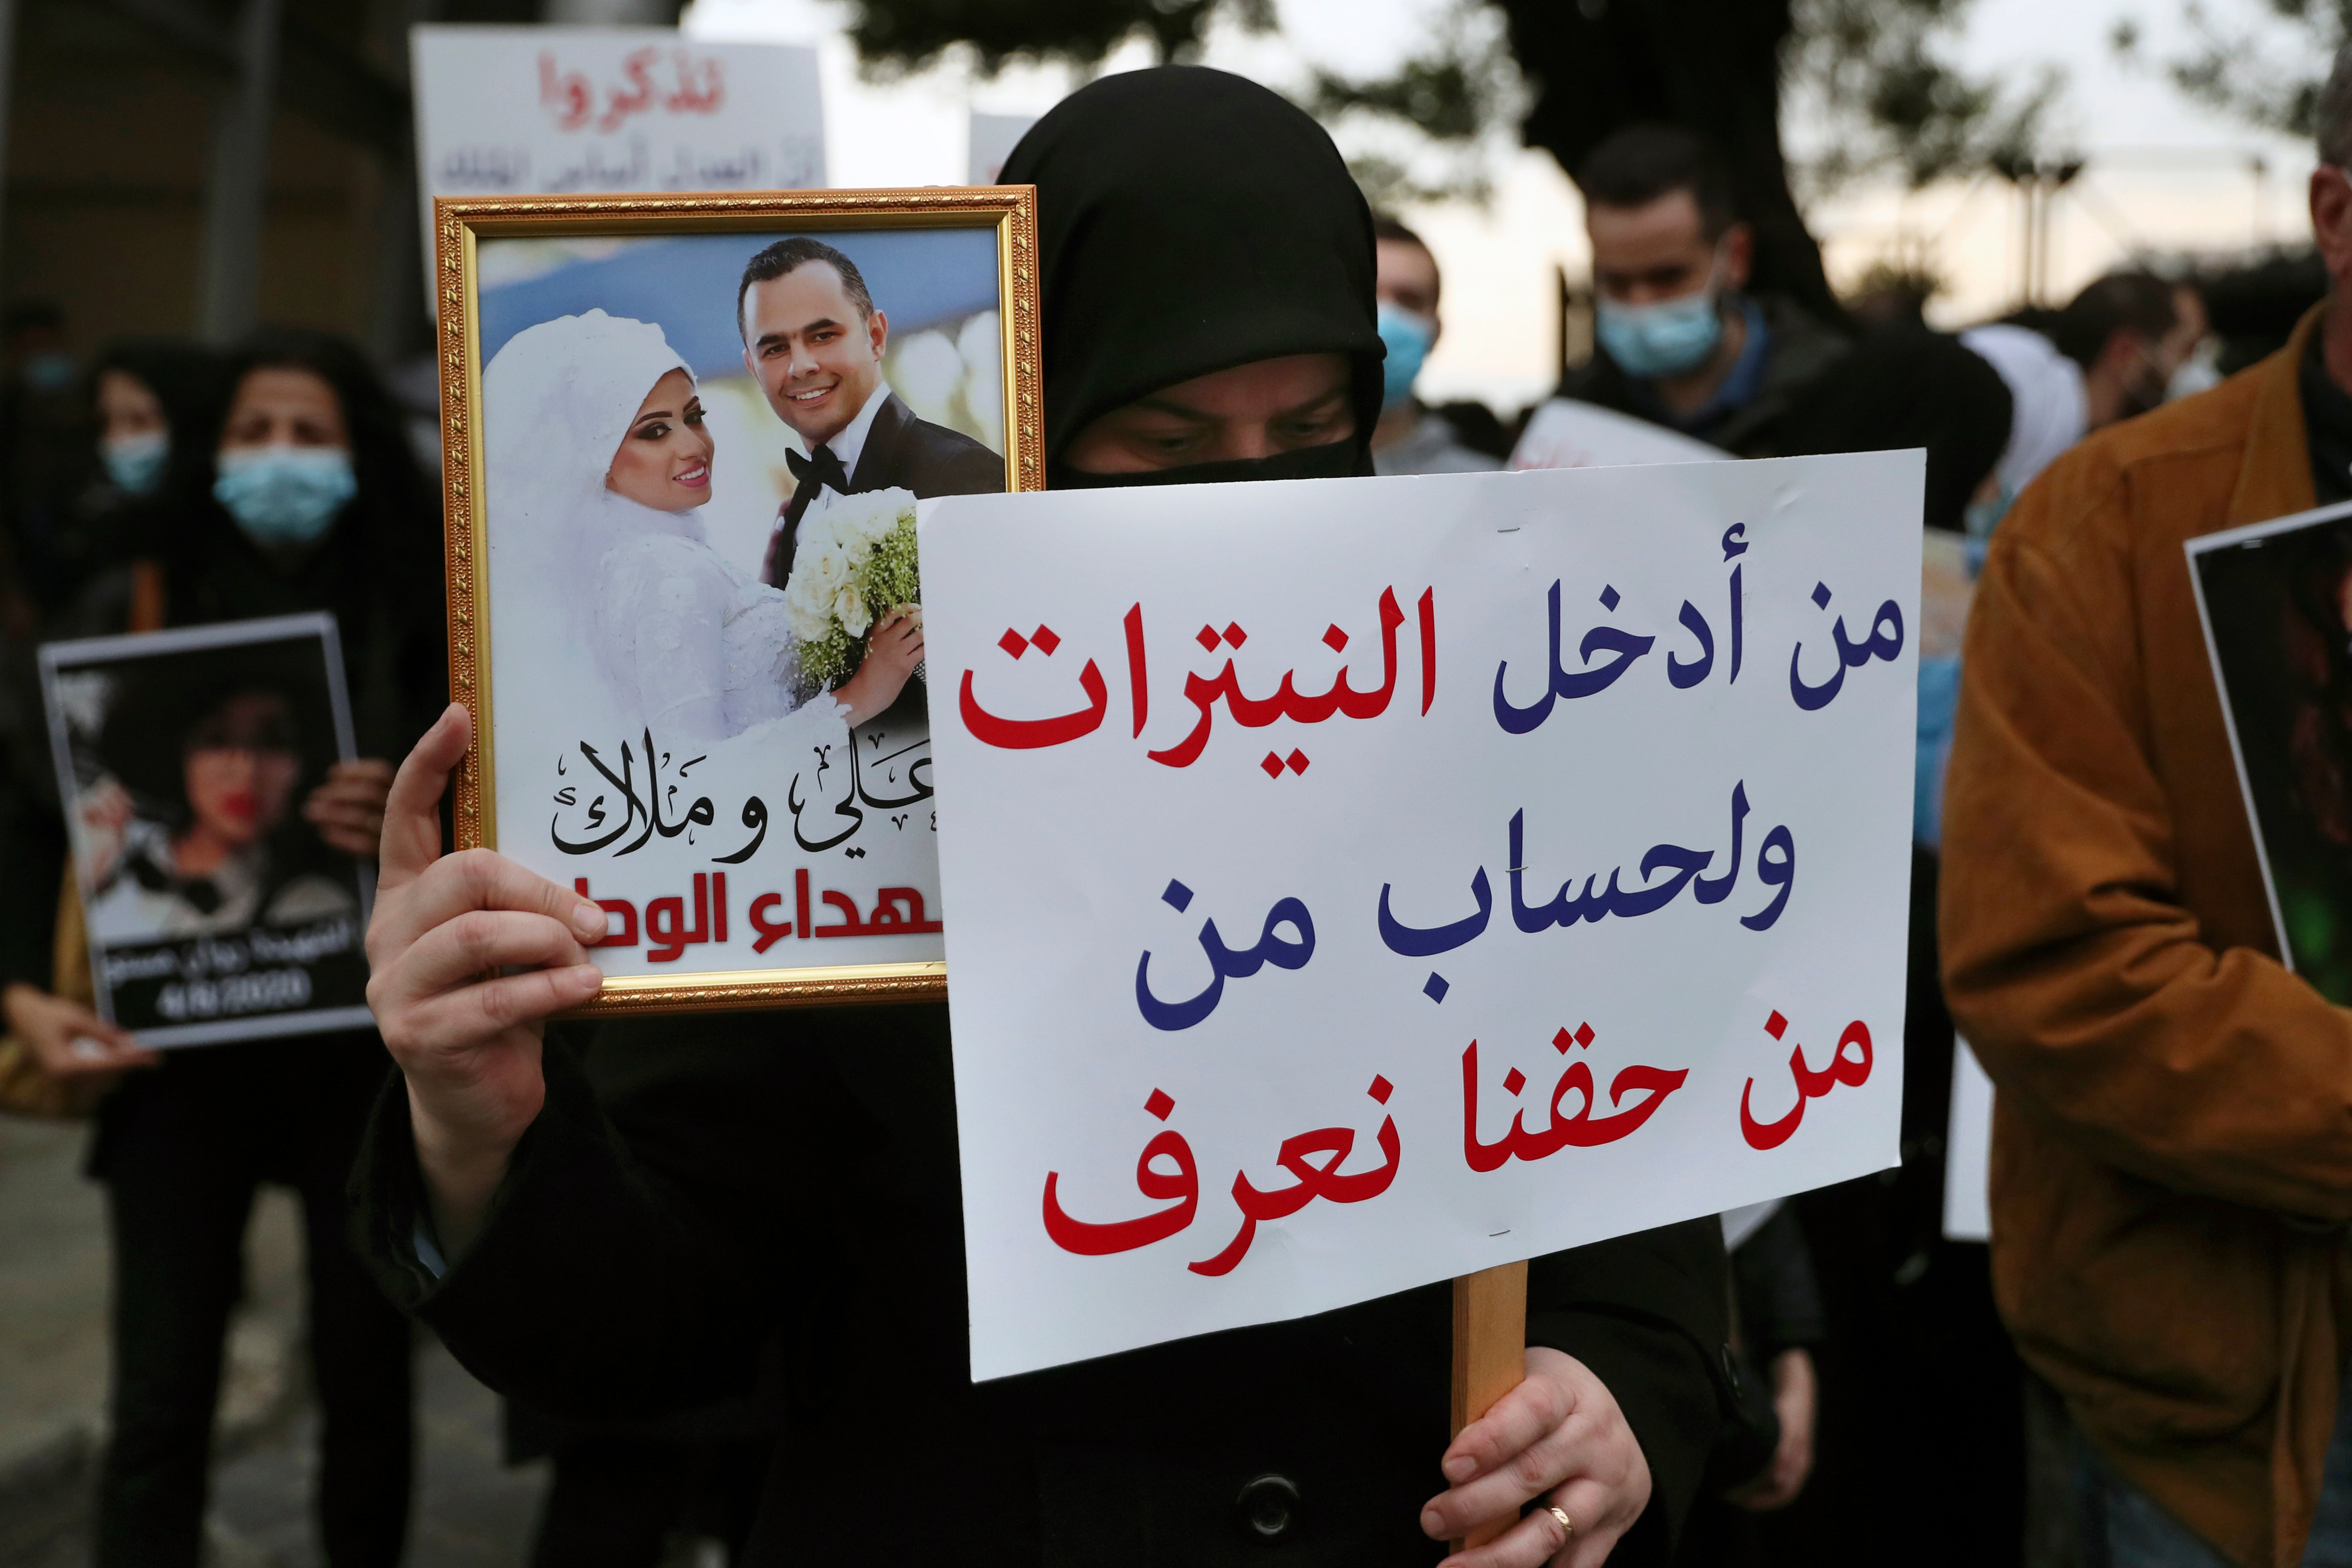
[1011,66,1384,488]
[352,68,1729,1568]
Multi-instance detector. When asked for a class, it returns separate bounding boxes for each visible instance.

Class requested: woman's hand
[832,605,924,726]
[3,981,155,1079]
[1421,1347,1652,1568]
[305,759,396,858]
[1727,1347,1816,1511]
[364,705,607,1256]
[78,778,135,888]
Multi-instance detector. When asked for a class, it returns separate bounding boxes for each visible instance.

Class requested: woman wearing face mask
[14,340,226,625]
[482,309,921,750]
[350,69,1730,1568]
[0,328,439,1568]
[95,353,178,501]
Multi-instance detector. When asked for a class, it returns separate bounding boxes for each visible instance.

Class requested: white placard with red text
[920,455,1921,1380]
[411,27,824,303]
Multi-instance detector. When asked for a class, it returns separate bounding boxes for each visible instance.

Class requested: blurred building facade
[0,0,683,363]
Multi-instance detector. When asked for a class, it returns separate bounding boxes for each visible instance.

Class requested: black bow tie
[785,444,849,495]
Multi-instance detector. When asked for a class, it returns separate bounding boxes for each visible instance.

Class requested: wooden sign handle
[1451,1259,1529,1553]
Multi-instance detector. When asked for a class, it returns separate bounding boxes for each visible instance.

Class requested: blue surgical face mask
[20,352,76,393]
[1963,487,2011,540]
[1594,261,1725,380]
[1962,485,2012,578]
[213,444,356,548]
[102,430,168,496]
[1377,303,1435,409]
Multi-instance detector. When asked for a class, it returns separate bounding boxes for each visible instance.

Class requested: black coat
[0,501,447,998]
[849,390,1005,496]
[760,392,1005,587]
[353,1004,1733,1567]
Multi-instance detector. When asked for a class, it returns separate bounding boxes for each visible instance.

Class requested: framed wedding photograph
[39,614,374,1046]
[432,186,1041,1013]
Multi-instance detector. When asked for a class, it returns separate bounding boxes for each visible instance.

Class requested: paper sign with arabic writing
[920,455,1920,1380]
[410,28,826,309]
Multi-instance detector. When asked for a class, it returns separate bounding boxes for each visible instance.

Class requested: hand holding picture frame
[433,187,1041,1014]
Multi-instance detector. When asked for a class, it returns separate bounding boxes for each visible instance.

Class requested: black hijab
[1775,326,2014,534]
[49,340,228,586]
[175,328,441,618]
[999,67,1385,487]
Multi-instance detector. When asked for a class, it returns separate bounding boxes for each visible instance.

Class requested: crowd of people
[0,46,2347,1568]
[1359,107,2260,1568]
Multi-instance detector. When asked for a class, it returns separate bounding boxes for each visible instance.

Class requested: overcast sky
[683,0,2319,408]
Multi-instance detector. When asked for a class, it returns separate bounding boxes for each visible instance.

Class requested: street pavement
[0,1113,548,1567]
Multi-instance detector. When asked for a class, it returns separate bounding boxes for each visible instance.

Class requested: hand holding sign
[304,757,397,858]
[1420,1347,1651,1568]
[2,983,153,1079]
[365,704,607,1252]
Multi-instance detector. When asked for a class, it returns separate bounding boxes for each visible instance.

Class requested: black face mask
[1048,438,1366,491]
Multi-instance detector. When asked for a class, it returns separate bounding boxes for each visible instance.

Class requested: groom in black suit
[738,236,1004,589]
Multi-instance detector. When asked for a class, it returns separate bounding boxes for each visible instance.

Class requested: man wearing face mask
[1552,125,1847,458]
[1368,217,1503,476]
[2049,271,2199,435]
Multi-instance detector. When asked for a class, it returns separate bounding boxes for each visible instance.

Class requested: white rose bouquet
[782,485,922,700]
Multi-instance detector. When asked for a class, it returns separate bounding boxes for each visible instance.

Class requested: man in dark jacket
[741,236,1004,589]
[1555,125,1846,457]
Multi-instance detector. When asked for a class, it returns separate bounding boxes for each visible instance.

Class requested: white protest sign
[1510,396,1725,472]
[411,27,824,300]
[921,455,1921,1380]
[967,112,1038,185]
[1944,1036,1994,1242]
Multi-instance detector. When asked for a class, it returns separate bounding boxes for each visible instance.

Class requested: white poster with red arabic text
[410,27,824,306]
[920,454,1920,1380]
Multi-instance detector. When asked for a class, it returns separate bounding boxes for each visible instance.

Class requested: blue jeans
[2077,1391,2352,1567]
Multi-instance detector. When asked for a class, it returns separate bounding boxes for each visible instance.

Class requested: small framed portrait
[39,615,374,1046]
[2190,499,2352,1003]
[434,187,1041,1013]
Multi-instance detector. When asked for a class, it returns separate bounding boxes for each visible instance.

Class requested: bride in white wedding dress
[482,309,920,753]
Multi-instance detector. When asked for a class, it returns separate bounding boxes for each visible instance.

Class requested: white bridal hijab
[483,309,827,751]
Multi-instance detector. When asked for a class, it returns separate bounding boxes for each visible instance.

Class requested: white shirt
[813,377,894,486]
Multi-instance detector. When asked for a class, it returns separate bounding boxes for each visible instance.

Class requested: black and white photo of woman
[81,651,357,945]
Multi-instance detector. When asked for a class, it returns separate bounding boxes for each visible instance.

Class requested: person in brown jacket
[1940,46,2352,1568]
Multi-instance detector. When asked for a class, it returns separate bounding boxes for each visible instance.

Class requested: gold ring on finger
[1546,1504,1574,1538]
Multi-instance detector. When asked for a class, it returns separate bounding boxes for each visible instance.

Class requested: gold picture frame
[432,187,1042,1013]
